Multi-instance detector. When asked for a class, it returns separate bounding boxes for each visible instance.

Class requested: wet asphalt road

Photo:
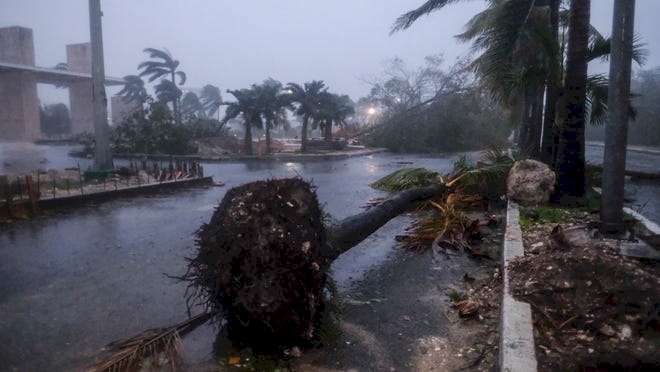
[0,151,466,371]
[0,143,657,370]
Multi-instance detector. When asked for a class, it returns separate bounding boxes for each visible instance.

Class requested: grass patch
[519,205,570,230]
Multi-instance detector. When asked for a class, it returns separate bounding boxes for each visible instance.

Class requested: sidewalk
[586,141,660,155]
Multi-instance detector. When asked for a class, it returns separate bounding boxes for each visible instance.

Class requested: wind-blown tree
[392,0,642,201]
[181,91,206,121]
[393,1,561,158]
[223,88,262,155]
[199,84,223,120]
[138,48,187,124]
[255,79,293,154]
[153,79,181,114]
[117,75,148,106]
[286,81,327,152]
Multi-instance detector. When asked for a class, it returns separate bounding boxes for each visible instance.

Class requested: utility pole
[601,0,635,235]
[89,0,113,170]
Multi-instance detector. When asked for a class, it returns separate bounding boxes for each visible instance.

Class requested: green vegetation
[111,99,219,155]
[360,56,511,153]
[519,205,570,230]
[370,167,441,192]
[371,149,512,251]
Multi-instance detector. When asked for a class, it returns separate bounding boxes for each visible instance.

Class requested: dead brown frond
[85,312,211,372]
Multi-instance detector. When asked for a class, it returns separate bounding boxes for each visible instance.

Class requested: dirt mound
[508,241,660,370]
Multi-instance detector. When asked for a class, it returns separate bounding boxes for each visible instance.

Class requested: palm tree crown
[222,88,262,155]
[286,80,327,152]
[138,48,187,124]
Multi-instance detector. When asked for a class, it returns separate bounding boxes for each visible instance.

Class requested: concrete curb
[499,200,538,371]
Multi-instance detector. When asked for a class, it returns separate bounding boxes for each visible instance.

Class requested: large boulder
[507,159,556,206]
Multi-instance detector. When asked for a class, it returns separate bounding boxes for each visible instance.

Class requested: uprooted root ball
[183,178,333,353]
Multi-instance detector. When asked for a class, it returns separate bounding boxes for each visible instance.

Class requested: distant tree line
[359,56,511,152]
[116,47,357,156]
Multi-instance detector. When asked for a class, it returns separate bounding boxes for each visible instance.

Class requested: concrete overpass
[0,26,132,141]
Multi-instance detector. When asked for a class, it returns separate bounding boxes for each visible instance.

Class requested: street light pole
[601,0,635,235]
[89,0,113,170]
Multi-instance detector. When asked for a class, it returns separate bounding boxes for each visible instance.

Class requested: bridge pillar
[111,96,140,126]
[66,43,94,135]
[0,26,40,140]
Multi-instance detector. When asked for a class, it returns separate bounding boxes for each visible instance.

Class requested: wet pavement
[0,143,658,370]
[586,143,660,223]
[0,151,469,371]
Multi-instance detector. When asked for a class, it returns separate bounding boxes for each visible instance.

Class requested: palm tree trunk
[171,71,181,125]
[301,116,309,152]
[324,118,332,143]
[527,83,545,160]
[326,183,448,260]
[600,0,636,234]
[541,0,561,165]
[265,120,272,154]
[555,0,590,204]
[244,121,253,155]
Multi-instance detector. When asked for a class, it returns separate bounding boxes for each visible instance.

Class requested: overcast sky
[2,0,659,105]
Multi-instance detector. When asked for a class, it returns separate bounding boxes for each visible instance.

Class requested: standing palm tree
[222,88,262,155]
[117,75,148,105]
[138,48,186,124]
[393,0,561,159]
[153,79,182,115]
[315,92,355,143]
[181,91,206,121]
[199,84,223,120]
[255,79,293,154]
[286,81,327,152]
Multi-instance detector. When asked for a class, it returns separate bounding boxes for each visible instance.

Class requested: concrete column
[110,95,140,126]
[66,43,94,135]
[0,26,40,140]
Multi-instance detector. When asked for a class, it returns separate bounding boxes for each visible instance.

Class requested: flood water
[0,147,468,370]
[0,142,658,370]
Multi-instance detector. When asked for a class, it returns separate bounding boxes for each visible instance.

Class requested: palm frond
[586,73,608,125]
[175,70,187,86]
[370,167,442,192]
[446,149,514,196]
[390,0,459,34]
[86,312,211,372]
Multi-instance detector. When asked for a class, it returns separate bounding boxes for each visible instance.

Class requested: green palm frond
[588,33,648,66]
[391,0,462,34]
[586,73,608,125]
[175,70,187,85]
[370,167,442,192]
[446,149,514,195]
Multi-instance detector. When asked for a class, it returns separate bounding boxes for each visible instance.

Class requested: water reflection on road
[0,144,658,370]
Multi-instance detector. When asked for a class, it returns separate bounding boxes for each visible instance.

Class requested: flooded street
[0,151,465,370]
[0,144,658,370]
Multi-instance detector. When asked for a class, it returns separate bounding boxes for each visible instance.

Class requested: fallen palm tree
[87,149,514,370]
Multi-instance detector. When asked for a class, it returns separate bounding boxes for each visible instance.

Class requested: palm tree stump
[183,178,447,353]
